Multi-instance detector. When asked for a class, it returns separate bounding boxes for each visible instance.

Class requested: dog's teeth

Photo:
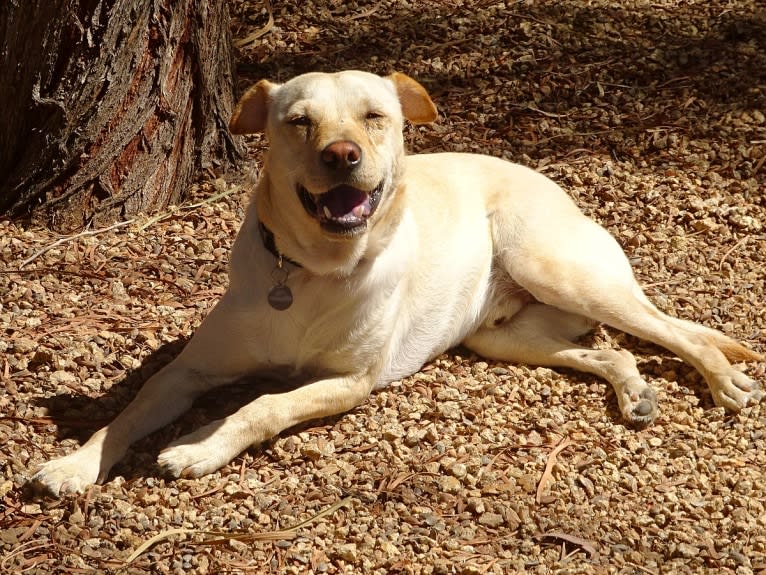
[323,206,333,219]
[352,205,366,219]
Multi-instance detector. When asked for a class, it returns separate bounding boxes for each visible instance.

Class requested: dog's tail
[715,336,764,363]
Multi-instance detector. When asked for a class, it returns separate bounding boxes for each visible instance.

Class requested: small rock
[676,542,699,558]
[301,439,334,460]
[729,549,750,567]
[692,218,719,232]
[467,497,485,514]
[518,474,537,494]
[382,423,404,440]
[478,512,504,528]
[379,541,400,558]
[21,503,42,515]
[404,428,426,446]
[80,545,101,558]
[229,538,249,553]
[449,463,468,478]
[111,279,129,301]
[439,475,462,494]
[437,401,462,420]
[11,337,37,353]
[49,370,78,386]
[335,543,358,562]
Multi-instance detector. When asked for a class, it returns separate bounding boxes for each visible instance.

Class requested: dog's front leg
[158,374,375,478]
[29,363,226,496]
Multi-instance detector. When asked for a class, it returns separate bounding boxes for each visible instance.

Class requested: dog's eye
[287,115,311,127]
[365,111,385,121]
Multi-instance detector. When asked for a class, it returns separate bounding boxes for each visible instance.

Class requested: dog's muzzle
[298,182,384,236]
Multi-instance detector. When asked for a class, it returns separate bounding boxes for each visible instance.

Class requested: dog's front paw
[27,451,101,497]
[158,426,239,479]
[615,377,658,427]
[710,370,763,412]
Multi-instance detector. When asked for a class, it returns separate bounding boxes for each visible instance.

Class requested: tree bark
[0,0,242,232]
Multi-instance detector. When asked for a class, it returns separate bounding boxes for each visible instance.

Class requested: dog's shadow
[33,338,344,486]
[33,330,714,491]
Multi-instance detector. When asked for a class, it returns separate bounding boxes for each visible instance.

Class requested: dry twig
[718,236,749,271]
[536,530,598,558]
[123,495,353,565]
[19,220,134,268]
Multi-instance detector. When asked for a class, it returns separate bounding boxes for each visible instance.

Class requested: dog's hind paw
[710,370,763,412]
[616,378,658,427]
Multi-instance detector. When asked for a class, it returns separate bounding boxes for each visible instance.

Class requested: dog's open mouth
[298,182,384,235]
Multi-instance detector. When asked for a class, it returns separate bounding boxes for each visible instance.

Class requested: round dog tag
[268,284,293,310]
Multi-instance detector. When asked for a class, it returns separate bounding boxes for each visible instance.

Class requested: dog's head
[230,71,436,265]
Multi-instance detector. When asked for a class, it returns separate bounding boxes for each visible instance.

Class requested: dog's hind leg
[597,295,764,412]
[464,304,658,425]
[492,204,763,414]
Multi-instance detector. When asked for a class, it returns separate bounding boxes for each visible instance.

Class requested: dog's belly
[376,253,494,387]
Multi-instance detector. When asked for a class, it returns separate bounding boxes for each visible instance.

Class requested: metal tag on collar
[268,255,293,310]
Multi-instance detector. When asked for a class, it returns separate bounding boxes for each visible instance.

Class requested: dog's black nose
[321,141,362,170]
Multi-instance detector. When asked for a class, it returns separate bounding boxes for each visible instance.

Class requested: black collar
[258,221,303,268]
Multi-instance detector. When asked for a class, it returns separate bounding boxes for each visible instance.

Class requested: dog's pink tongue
[318,186,370,219]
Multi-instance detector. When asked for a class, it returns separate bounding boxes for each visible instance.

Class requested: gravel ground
[2,1,766,573]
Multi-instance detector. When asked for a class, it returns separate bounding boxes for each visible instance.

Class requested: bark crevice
[0,0,241,231]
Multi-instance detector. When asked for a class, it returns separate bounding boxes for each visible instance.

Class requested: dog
[29,70,763,496]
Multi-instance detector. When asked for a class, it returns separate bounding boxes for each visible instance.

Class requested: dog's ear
[229,80,278,134]
[387,72,438,125]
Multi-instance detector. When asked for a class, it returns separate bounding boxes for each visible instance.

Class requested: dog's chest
[252,270,395,374]
[232,204,495,384]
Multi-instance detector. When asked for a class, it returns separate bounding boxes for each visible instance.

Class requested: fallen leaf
[535,437,574,504]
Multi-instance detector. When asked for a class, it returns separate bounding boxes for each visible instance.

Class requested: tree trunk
[0,0,242,232]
